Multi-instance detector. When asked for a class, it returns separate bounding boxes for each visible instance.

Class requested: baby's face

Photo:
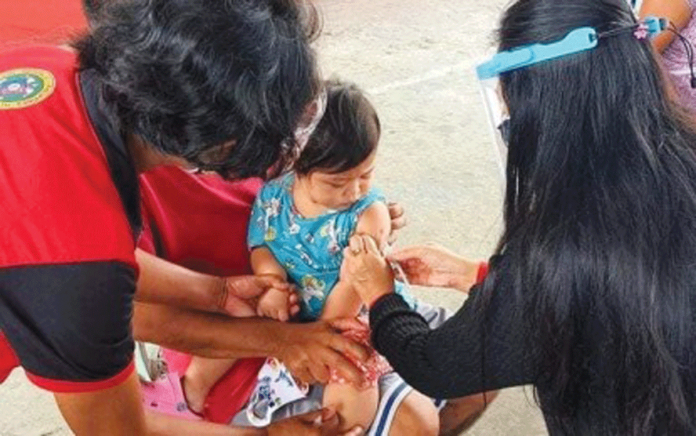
[304,150,377,211]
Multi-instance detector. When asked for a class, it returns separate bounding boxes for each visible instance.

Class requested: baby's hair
[295,79,380,176]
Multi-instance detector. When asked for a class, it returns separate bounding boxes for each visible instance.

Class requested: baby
[185,79,412,431]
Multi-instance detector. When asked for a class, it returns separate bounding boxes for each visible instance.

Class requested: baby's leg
[323,382,379,432]
[183,357,237,414]
[322,281,379,430]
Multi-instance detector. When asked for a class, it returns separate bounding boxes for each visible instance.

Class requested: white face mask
[294,86,327,154]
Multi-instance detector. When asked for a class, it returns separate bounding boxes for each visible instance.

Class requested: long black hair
[75,0,321,179]
[487,0,696,433]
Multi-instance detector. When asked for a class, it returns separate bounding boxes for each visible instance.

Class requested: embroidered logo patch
[0,69,56,110]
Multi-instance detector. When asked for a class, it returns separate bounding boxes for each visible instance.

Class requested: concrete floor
[0,0,549,434]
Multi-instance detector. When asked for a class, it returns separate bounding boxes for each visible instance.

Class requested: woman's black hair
[75,0,321,179]
[486,0,696,434]
[295,79,380,176]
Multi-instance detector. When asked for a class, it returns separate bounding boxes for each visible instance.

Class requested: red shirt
[0,45,138,393]
[0,0,87,49]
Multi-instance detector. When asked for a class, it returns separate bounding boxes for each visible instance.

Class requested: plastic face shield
[478,75,510,177]
[475,27,599,177]
[474,16,666,179]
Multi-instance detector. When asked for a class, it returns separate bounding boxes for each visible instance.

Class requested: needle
[390,259,411,289]
[384,245,411,290]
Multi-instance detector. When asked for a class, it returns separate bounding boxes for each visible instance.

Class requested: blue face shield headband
[475,16,667,179]
[476,16,667,80]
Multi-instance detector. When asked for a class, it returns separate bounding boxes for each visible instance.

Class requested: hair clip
[634,23,649,40]
[598,16,667,41]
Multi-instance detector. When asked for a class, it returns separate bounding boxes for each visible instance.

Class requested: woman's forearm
[369,288,533,399]
[146,410,263,436]
[448,258,485,293]
[135,249,223,313]
[133,301,369,386]
[133,302,285,359]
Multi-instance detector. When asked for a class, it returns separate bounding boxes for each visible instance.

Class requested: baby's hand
[257,287,297,322]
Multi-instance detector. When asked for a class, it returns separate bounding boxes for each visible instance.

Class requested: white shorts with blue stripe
[230,301,452,435]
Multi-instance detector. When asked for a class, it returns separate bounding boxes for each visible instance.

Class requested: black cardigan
[368,257,646,435]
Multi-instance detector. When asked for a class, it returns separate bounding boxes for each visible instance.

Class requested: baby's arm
[250,247,293,321]
[321,202,391,320]
[354,201,391,251]
[250,246,287,281]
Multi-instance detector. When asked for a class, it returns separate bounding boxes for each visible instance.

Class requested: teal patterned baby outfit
[247,173,413,320]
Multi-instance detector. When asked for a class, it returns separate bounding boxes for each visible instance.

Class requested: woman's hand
[267,408,363,436]
[342,234,395,307]
[220,275,298,317]
[276,318,369,386]
[389,244,479,293]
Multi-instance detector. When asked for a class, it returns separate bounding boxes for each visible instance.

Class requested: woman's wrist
[476,262,489,283]
[366,288,393,309]
[450,258,485,293]
[366,274,398,308]
[211,276,229,313]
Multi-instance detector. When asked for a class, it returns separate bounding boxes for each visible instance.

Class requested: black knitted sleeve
[369,277,535,399]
